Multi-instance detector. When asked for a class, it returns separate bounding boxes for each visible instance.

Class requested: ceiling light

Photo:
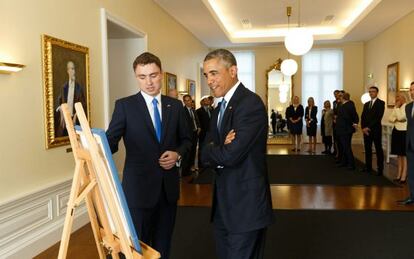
[281,59,298,76]
[284,4,314,56]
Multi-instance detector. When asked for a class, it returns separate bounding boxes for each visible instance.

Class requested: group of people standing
[285,87,382,172]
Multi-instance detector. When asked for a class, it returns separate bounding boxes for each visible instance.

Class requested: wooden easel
[57,103,160,259]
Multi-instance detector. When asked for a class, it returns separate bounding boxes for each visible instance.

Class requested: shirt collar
[221,81,241,104]
[141,91,161,105]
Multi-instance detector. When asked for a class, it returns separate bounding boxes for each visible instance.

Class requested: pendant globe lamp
[284,3,313,56]
[281,58,297,76]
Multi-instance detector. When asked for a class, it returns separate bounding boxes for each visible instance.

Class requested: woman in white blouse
[389,92,408,184]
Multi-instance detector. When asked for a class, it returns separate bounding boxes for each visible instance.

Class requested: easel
[58,103,160,259]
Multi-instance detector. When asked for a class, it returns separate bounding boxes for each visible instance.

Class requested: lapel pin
[228,106,233,110]
[167,104,171,107]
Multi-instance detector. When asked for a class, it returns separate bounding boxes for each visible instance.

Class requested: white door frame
[100,8,148,128]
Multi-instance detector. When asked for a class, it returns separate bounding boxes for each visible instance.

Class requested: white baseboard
[0,179,89,259]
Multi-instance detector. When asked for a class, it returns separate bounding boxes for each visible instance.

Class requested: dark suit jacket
[106,92,192,208]
[305,106,318,124]
[405,102,414,150]
[336,100,359,136]
[361,98,385,135]
[183,106,200,132]
[196,106,211,144]
[201,84,274,233]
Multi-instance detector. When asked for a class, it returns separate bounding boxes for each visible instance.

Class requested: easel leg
[58,162,83,259]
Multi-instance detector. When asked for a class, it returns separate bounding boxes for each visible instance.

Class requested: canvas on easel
[57,102,160,259]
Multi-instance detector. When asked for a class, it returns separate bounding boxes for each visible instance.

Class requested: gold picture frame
[164,72,177,95]
[387,62,399,107]
[42,34,90,149]
[186,79,196,100]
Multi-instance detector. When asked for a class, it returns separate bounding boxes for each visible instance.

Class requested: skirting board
[0,179,89,259]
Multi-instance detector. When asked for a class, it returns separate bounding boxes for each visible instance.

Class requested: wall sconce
[367,73,373,79]
[0,62,25,74]
[179,91,189,95]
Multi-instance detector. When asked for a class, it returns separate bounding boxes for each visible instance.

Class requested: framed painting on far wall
[164,72,177,95]
[187,79,196,100]
[387,62,399,107]
[42,34,90,149]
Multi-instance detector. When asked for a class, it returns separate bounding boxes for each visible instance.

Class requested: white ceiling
[154,0,414,48]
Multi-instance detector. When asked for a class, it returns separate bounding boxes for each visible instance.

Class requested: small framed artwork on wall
[387,62,399,107]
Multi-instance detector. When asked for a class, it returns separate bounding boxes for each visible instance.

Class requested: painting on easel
[42,34,90,149]
[58,103,160,258]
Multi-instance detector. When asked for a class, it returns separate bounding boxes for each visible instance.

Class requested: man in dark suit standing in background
[196,96,212,170]
[360,86,385,175]
[106,52,191,259]
[336,92,359,170]
[201,49,274,259]
[182,94,200,176]
[398,81,414,205]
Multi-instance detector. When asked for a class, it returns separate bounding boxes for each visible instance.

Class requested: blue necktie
[152,98,162,142]
[217,99,227,132]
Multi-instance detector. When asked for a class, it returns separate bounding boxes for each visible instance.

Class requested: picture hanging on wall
[42,34,90,149]
[387,62,399,107]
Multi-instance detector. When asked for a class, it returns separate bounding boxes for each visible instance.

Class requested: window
[232,51,255,92]
[301,49,343,122]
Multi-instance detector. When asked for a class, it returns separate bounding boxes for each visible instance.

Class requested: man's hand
[224,129,236,145]
[362,127,370,136]
[159,151,179,170]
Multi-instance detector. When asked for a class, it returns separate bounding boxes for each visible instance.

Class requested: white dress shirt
[141,91,162,128]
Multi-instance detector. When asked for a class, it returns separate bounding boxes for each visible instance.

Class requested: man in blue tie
[106,52,192,258]
[201,49,274,259]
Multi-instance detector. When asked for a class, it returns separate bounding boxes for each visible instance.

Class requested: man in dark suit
[336,92,359,170]
[270,109,277,134]
[360,86,385,175]
[201,49,274,259]
[182,94,200,176]
[398,81,414,205]
[196,96,212,169]
[106,52,191,258]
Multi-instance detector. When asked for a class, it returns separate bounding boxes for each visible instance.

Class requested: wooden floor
[34,143,414,258]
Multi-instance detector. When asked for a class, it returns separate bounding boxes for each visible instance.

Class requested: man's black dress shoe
[397,197,414,205]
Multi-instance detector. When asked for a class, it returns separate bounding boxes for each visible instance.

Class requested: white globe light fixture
[279,93,288,103]
[281,59,298,76]
[361,92,370,104]
[283,4,314,56]
[284,27,314,56]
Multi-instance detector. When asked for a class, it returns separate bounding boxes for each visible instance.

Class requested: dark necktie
[369,101,373,109]
[152,98,162,142]
[217,99,227,132]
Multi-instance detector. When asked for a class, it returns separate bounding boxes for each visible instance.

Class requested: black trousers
[213,203,266,259]
[271,121,276,134]
[323,135,333,151]
[406,148,414,199]
[339,133,355,168]
[363,131,384,171]
[129,188,177,259]
[182,131,198,175]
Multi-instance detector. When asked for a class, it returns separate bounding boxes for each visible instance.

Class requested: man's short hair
[133,52,162,71]
[204,49,237,68]
[183,94,192,100]
[411,81,414,86]
[343,92,351,100]
[369,86,379,92]
[334,90,340,94]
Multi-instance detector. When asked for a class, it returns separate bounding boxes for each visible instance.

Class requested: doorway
[101,9,147,173]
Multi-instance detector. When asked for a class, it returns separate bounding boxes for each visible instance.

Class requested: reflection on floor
[34,143,414,258]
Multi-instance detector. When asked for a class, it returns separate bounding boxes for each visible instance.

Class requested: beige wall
[231,42,365,113]
[0,0,208,203]
[365,10,414,119]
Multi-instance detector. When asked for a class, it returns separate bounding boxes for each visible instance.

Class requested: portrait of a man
[54,61,87,137]
[42,34,90,149]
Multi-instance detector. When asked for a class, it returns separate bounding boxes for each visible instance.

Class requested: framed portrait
[387,62,399,107]
[164,72,177,95]
[42,34,90,149]
[187,79,196,100]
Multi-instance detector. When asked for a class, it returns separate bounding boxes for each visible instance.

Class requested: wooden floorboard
[34,144,414,258]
